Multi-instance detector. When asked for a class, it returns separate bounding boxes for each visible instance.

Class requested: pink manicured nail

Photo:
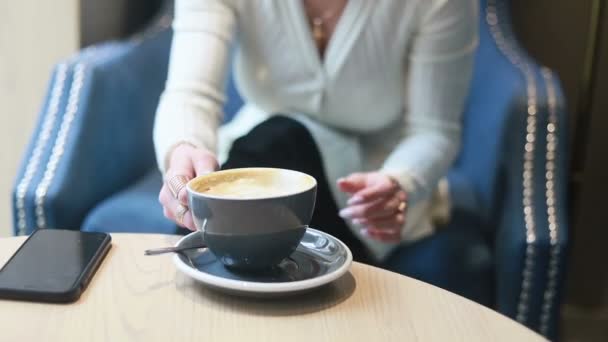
[339,208,354,218]
[348,196,364,205]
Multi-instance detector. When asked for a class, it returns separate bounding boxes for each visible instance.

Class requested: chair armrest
[494,64,568,340]
[480,2,569,339]
[454,2,569,339]
[12,20,173,235]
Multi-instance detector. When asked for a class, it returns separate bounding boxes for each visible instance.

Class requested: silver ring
[175,204,189,225]
[167,175,189,199]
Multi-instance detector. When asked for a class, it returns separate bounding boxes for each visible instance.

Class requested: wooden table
[0,234,545,341]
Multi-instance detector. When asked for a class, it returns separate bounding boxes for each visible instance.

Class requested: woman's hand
[159,144,218,231]
[337,172,407,243]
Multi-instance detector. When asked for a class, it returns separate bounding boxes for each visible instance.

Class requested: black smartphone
[0,229,111,303]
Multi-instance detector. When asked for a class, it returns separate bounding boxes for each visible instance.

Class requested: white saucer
[173,228,353,297]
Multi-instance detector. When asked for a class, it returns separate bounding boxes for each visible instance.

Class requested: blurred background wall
[0,1,80,238]
[80,0,162,47]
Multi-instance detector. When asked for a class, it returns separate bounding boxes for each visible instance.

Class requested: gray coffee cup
[187,168,317,271]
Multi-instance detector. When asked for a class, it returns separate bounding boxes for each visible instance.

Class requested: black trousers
[219,116,375,264]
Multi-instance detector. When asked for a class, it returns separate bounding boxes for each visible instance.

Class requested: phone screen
[0,229,111,301]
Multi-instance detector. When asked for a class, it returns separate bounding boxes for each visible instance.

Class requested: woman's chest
[235,1,418,79]
[232,0,420,130]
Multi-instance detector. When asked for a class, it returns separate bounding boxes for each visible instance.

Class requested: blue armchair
[13,0,568,339]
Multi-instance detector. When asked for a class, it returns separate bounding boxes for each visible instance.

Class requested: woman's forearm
[382,0,478,205]
[153,0,237,172]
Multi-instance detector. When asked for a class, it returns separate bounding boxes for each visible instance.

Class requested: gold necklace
[305,3,340,48]
[311,12,336,46]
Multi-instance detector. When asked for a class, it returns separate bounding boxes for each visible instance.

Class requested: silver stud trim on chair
[34,63,86,229]
[486,0,539,325]
[15,64,69,235]
[539,67,560,336]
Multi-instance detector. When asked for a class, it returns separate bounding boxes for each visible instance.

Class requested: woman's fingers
[162,206,174,220]
[340,190,406,220]
[339,197,387,220]
[181,209,196,231]
[159,184,174,211]
[159,178,196,231]
[337,173,367,194]
[160,145,219,231]
[347,177,399,205]
[355,213,406,231]
[339,198,378,220]
[364,227,401,243]
[337,172,408,243]
[368,191,406,220]
[166,146,196,205]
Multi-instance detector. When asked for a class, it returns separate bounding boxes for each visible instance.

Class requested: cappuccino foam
[191,168,314,199]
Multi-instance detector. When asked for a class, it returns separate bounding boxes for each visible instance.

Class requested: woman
[156,0,478,266]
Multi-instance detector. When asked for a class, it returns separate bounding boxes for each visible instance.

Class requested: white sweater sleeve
[153,0,237,173]
[381,0,478,206]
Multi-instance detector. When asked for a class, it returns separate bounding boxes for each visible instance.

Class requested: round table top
[0,233,545,342]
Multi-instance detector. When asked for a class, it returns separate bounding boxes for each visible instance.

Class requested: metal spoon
[145,219,208,256]
[144,243,207,256]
